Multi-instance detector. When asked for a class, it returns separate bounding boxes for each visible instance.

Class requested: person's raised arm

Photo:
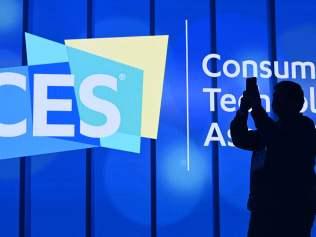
[245,78,277,143]
[251,105,276,142]
[230,93,264,151]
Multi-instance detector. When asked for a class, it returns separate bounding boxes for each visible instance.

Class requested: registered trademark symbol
[119,73,126,80]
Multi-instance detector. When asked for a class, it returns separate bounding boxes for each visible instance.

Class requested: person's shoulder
[299,115,316,140]
[300,115,315,129]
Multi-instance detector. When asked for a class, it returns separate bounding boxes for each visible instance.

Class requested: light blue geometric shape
[0,136,95,160]
[0,34,145,158]
[66,46,143,153]
[0,66,95,160]
[100,132,141,153]
[25,32,68,66]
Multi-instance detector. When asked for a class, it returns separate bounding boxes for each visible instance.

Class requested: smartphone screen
[246,77,257,93]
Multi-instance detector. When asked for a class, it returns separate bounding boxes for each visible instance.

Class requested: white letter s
[80,74,121,138]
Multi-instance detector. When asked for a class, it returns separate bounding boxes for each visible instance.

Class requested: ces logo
[0,33,168,159]
[1,72,121,138]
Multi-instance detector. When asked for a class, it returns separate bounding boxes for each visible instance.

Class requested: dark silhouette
[230,79,315,237]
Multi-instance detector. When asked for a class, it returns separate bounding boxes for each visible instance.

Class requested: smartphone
[246,77,258,93]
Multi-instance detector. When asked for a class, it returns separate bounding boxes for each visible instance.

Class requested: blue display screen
[0,0,314,236]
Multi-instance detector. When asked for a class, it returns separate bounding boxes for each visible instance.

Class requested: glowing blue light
[0,0,20,32]
[160,141,208,195]
[156,138,210,225]
[103,126,210,225]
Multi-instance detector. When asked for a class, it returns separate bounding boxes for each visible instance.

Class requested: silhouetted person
[230,80,315,237]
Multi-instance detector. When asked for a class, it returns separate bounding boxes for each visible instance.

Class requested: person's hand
[240,91,251,113]
[246,86,261,110]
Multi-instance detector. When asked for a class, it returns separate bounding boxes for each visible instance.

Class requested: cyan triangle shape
[66,46,143,153]
[25,32,68,65]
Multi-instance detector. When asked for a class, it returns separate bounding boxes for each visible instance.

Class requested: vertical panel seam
[86,0,93,237]
[268,0,277,93]
[86,150,92,237]
[20,0,31,236]
[150,0,157,236]
[150,138,157,237]
[210,0,220,237]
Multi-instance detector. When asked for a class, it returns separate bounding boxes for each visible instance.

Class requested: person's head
[272,81,304,119]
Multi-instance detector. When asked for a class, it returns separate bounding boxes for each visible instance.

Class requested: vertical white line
[185,19,190,172]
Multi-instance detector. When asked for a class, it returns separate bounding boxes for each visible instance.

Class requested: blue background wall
[0,0,315,236]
